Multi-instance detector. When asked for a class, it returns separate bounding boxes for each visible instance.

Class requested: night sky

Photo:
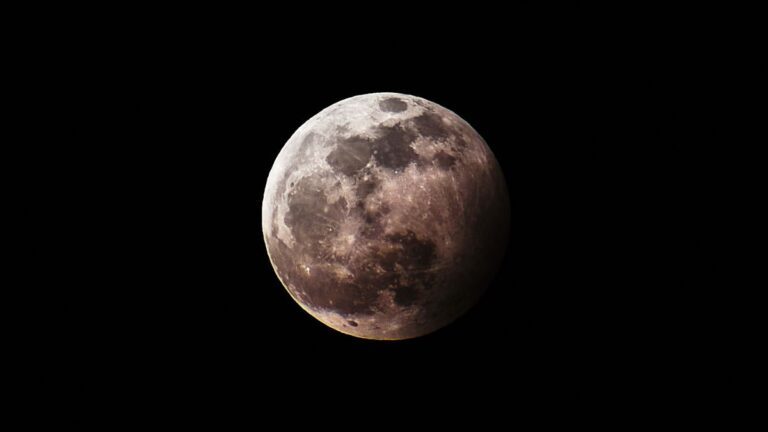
[41,6,707,421]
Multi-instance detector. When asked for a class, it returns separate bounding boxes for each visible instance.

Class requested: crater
[347,320,358,327]
[379,97,408,113]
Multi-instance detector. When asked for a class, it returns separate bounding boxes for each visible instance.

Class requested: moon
[262,93,509,340]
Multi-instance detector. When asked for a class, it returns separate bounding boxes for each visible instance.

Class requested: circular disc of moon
[262,93,509,340]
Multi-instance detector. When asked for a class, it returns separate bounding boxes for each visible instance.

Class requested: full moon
[262,93,509,340]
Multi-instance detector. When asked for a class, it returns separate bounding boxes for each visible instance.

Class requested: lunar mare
[262,93,509,340]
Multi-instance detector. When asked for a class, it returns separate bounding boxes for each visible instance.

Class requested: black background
[39,6,706,421]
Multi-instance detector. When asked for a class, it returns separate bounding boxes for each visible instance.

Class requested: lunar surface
[262,93,509,340]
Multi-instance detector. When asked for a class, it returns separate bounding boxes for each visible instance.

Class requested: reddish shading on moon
[262,93,509,340]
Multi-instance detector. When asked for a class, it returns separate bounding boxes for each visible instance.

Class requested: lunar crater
[378,97,408,113]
